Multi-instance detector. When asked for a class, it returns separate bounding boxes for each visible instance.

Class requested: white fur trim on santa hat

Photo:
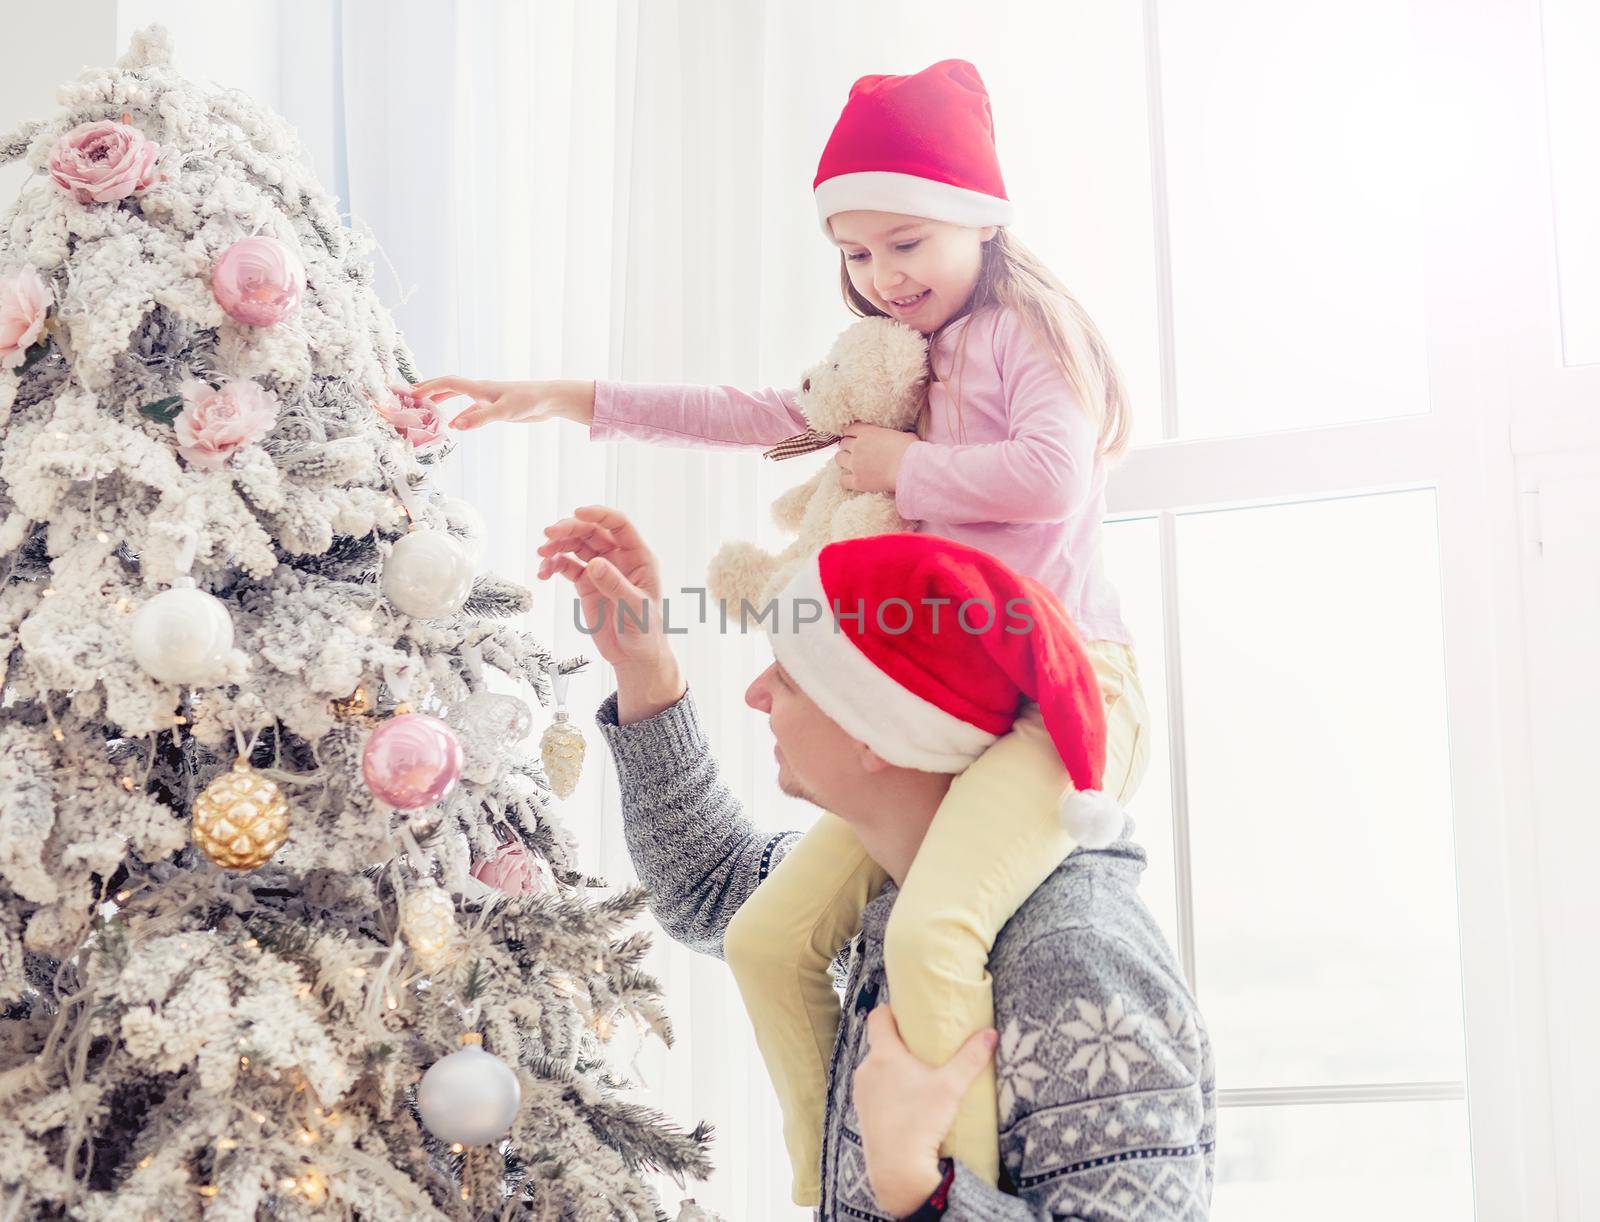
[1059,788,1124,850]
[816,171,1016,237]
[768,559,998,773]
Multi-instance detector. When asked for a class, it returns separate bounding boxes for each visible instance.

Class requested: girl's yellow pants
[724,640,1151,1206]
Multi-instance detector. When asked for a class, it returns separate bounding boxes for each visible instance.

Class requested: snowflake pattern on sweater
[595,687,1215,1220]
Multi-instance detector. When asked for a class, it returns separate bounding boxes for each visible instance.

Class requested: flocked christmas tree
[0,27,715,1220]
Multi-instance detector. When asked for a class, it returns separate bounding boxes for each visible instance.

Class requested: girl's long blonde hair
[839,228,1132,460]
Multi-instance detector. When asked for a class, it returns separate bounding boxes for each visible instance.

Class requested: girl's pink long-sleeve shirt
[589,305,1131,645]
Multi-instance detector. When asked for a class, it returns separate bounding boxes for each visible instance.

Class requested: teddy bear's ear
[707,539,780,611]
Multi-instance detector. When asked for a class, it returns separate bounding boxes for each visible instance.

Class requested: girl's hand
[835,423,917,494]
[410,377,596,430]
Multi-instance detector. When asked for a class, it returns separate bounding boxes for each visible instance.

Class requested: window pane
[1177,493,1465,1087]
[1542,0,1600,364]
[1101,517,1180,958]
[1158,0,1430,437]
[1217,1100,1474,1219]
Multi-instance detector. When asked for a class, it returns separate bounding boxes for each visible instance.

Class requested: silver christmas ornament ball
[416,1035,522,1146]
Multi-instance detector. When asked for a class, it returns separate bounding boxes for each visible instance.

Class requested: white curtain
[291,4,855,1216]
[120,2,1147,1214]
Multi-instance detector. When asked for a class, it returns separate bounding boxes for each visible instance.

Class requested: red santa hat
[813,59,1015,238]
[766,533,1124,849]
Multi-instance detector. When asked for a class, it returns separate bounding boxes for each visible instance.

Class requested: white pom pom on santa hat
[1058,787,1124,850]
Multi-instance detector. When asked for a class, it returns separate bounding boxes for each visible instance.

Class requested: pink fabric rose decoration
[173,377,279,470]
[48,120,162,204]
[374,384,447,449]
[0,266,50,371]
[211,236,306,327]
[470,841,554,898]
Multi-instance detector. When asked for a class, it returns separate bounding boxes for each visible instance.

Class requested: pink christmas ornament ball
[470,840,554,898]
[362,713,463,809]
[211,236,305,326]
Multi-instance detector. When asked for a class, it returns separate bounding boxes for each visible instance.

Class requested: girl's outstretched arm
[416,374,810,451]
[590,380,809,451]
[412,376,595,430]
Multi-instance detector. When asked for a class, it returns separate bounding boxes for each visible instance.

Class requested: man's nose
[745,668,774,713]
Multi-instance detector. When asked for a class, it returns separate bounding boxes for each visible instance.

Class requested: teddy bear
[706,315,930,612]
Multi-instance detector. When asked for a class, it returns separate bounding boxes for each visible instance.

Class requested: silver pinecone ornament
[539,667,585,799]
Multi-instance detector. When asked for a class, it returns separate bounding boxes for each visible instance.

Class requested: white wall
[0,0,117,200]
[0,3,339,202]
[115,0,281,99]
[114,2,345,233]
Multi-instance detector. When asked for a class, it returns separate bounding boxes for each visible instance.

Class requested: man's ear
[856,741,894,774]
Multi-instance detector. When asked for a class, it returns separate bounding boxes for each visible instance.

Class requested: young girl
[415,59,1150,1209]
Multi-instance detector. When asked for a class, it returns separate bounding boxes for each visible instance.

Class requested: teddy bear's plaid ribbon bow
[762,428,844,461]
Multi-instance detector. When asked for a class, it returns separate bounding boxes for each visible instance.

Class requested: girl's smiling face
[829,210,998,334]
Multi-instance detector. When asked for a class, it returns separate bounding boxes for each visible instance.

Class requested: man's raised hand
[536,507,680,712]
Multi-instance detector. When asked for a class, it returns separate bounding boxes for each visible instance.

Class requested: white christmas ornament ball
[131,585,234,685]
[417,1035,522,1146]
[383,529,474,619]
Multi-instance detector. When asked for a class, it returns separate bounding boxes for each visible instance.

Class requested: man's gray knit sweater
[596,687,1215,1220]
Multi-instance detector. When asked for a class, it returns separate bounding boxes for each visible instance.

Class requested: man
[538,505,1214,1219]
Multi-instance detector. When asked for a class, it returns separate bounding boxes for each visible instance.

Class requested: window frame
[1104,0,1580,1213]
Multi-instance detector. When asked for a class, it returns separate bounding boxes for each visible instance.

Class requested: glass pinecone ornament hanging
[400,882,459,971]
[674,1202,728,1222]
[539,667,585,800]
[191,759,290,870]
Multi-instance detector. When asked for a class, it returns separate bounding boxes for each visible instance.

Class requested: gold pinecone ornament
[191,759,290,870]
[401,882,459,971]
[331,683,375,722]
[539,666,585,800]
[540,710,586,800]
